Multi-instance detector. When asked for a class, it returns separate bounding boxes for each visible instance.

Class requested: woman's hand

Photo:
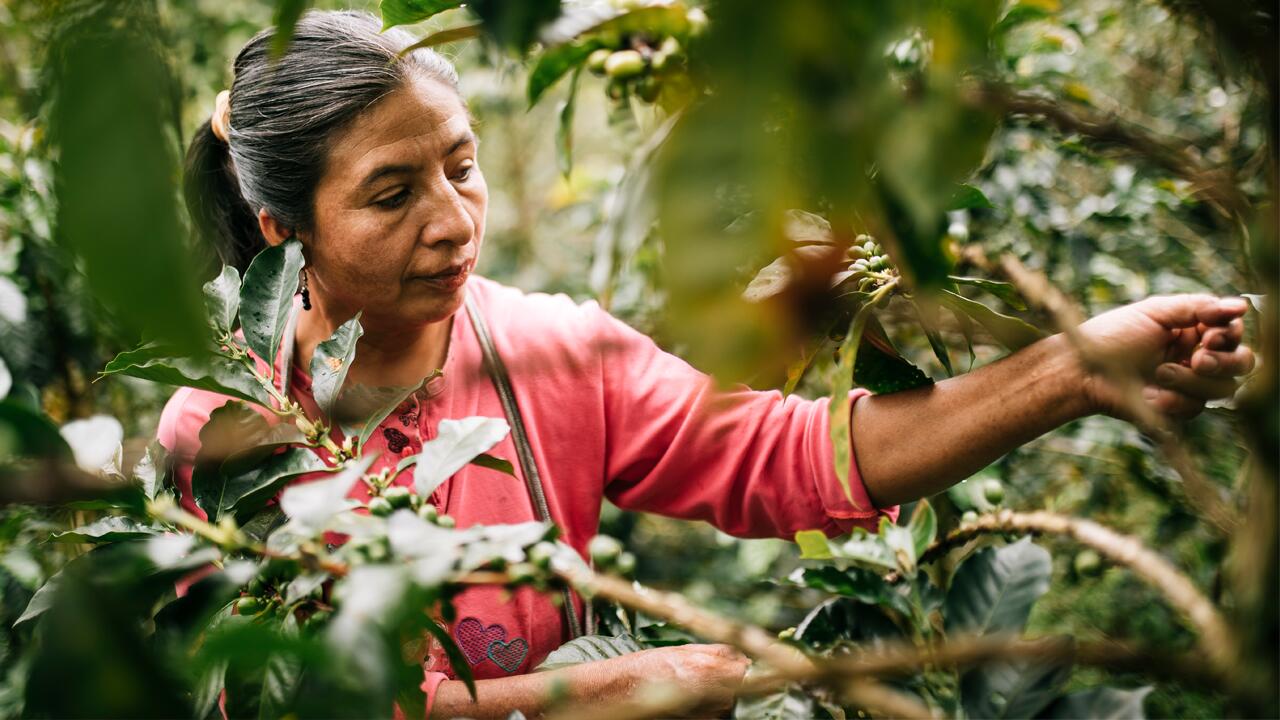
[1075,294,1256,421]
[615,644,752,717]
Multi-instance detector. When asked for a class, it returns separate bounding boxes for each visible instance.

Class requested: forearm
[851,333,1094,507]
[430,656,639,720]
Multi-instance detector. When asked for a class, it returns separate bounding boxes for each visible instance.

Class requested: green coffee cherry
[589,535,623,566]
[982,478,1005,505]
[368,496,393,517]
[604,50,646,79]
[418,503,439,522]
[636,76,660,103]
[606,78,628,102]
[528,541,557,570]
[615,551,636,576]
[436,514,457,529]
[960,510,979,525]
[235,596,264,615]
[305,609,331,630]
[1073,549,1103,577]
[247,576,266,596]
[651,37,683,71]
[508,562,538,585]
[384,486,412,509]
[586,48,612,76]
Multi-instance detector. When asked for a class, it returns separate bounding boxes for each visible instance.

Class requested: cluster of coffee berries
[586,35,684,104]
[588,535,636,576]
[365,484,457,528]
[846,234,896,291]
[958,478,1005,525]
[235,557,326,627]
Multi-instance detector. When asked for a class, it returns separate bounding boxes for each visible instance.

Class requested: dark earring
[300,267,312,311]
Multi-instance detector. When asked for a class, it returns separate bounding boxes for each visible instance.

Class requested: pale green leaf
[414,417,510,498]
[239,237,304,371]
[310,313,363,418]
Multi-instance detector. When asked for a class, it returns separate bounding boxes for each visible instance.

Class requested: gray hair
[184,10,461,272]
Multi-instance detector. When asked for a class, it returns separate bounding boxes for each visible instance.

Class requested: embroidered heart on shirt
[486,637,529,673]
[454,616,507,665]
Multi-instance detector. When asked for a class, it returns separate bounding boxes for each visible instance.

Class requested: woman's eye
[453,163,473,182]
[374,188,410,209]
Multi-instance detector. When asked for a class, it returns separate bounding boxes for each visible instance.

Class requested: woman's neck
[293,299,454,390]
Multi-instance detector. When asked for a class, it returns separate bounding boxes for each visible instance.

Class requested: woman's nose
[417,181,475,248]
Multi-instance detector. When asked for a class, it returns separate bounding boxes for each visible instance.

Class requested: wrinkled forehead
[322,73,473,182]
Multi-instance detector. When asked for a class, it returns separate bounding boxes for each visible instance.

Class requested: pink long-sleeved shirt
[157,276,895,713]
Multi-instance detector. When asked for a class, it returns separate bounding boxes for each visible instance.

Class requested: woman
[160,10,1255,718]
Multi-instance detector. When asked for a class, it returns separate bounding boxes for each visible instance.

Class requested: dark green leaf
[853,341,934,395]
[51,516,160,543]
[192,401,271,521]
[103,343,274,408]
[945,537,1052,636]
[556,67,582,178]
[528,41,600,107]
[259,613,304,719]
[961,652,1073,720]
[204,266,242,335]
[914,299,954,376]
[794,596,904,646]
[470,452,515,476]
[946,183,995,211]
[0,399,73,461]
[938,290,1044,351]
[793,566,915,619]
[535,634,645,671]
[220,447,331,522]
[1039,686,1152,719]
[423,616,476,699]
[310,313,363,418]
[948,276,1028,310]
[734,679,814,720]
[380,0,464,30]
[272,0,312,58]
[239,237,305,371]
[398,23,483,54]
[469,0,561,53]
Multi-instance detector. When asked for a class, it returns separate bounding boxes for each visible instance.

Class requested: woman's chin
[393,284,468,324]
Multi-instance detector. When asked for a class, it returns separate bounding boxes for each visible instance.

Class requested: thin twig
[550,562,935,719]
[967,81,1248,218]
[918,509,1236,674]
[998,254,1238,535]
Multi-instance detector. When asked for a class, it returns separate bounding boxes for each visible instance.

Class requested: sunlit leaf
[414,417,510,499]
[51,516,159,543]
[535,634,645,671]
[280,453,376,532]
[938,289,1043,350]
[907,500,937,557]
[59,414,123,474]
[948,276,1027,310]
[203,265,241,335]
[794,529,833,560]
[380,0,464,30]
[734,678,814,720]
[555,67,582,178]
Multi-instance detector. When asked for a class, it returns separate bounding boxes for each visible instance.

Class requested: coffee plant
[0,0,1274,718]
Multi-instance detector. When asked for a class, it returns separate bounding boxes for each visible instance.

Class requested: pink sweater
[157,276,895,712]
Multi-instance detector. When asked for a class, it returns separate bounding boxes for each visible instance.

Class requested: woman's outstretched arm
[851,294,1255,507]
[429,644,750,719]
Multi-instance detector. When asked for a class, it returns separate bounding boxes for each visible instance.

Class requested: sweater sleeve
[592,304,897,539]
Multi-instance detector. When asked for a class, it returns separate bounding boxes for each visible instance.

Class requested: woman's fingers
[1190,343,1255,377]
[1202,318,1244,351]
[1154,362,1238,400]
[1142,385,1207,420]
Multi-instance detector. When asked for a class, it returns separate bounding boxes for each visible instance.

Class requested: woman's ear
[257,208,292,247]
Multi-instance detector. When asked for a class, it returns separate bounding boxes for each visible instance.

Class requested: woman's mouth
[412,261,471,291]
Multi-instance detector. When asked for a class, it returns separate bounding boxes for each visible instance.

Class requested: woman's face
[303,72,486,330]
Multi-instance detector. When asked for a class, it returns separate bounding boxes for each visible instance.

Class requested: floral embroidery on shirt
[454,616,527,673]
[398,408,417,427]
[382,427,410,454]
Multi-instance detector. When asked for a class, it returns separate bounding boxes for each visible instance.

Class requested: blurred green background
[0,0,1269,716]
